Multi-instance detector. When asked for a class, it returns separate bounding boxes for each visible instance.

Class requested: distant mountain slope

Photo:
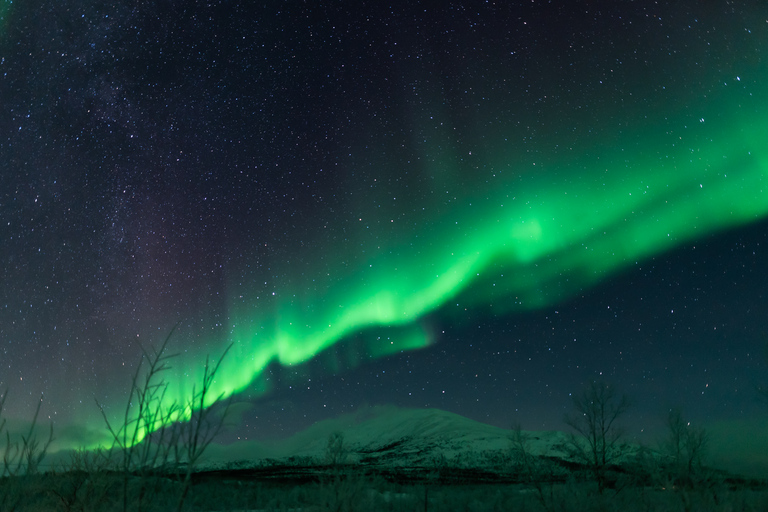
[204,405,573,469]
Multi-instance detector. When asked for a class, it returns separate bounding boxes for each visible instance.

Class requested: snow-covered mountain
[202,406,575,471]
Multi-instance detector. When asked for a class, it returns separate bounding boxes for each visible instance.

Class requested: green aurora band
[94,87,768,449]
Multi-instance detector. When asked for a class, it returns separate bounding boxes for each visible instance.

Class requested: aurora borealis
[2,1,768,463]
[214,121,768,415]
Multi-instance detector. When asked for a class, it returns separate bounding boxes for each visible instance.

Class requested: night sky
[2,1,768,458]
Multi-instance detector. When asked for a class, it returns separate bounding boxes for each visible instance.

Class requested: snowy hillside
[202,406,577,471]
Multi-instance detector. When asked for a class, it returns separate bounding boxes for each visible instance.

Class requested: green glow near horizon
[89,91,768,451]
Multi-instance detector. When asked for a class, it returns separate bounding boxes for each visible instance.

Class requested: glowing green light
[90,85,768,451]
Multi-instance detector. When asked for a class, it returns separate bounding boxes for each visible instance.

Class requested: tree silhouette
[564,381,630,493]
[663,407,708,486]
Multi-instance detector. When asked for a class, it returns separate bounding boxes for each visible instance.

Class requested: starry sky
[1,1,768,458]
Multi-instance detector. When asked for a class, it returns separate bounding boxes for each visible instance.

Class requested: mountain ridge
[203,405,575,469]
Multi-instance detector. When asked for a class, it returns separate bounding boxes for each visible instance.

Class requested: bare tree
[1,392,54,478]
[96,324,232,512]
[96,326,182,512]
[510,423,537,482]
[173,346,233,512]
[510,423,554,509]
[0,390,54,511]
[325,431,347,467]
[663,407,708,486]
[564,381,630,493]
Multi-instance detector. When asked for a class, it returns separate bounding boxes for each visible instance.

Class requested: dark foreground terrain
[3,459,768,512]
